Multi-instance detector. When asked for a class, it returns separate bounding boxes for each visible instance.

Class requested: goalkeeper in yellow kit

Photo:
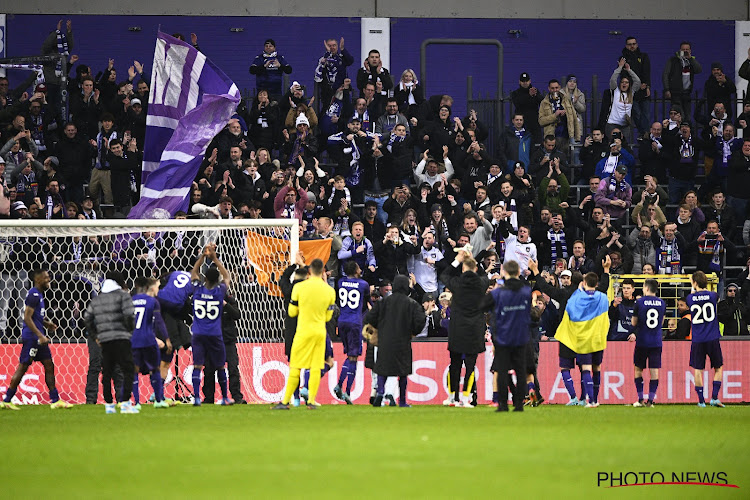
[272,259,336,409]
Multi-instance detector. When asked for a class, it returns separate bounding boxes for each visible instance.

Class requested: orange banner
[246,233,331,296]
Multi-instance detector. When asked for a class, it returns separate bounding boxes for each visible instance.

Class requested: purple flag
[128,31,240,219]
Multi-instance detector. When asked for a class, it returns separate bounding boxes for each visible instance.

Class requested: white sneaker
[459,399,475,408]
[442,396,456,407]
[632,400,644,407]
[120,401,140,414]
[585,402,599,408]
[105,403,116,414]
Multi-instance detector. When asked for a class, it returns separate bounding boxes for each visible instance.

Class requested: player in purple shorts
[687,271,725,408]
[0,269,73,410]
[190,243,232,406]
[333,262,370,404]
[157,270,194,390]
[131,277,170,409]
[629,279,666,407]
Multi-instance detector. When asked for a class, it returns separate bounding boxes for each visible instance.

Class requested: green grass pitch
[1,404,747,498]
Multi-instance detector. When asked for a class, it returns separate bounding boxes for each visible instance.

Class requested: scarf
[548,228,568,262]
[603,153,619,175]
[327,187,351,208]
[568,254,587,272]
[28,112,45,151]
[96,129,118,169]
[56,30,70,77]
[697,232,722,272]
[608,176,627,195]
[262,51,278,60]
[72,239,83,261]
[344,139,363,187]
[657,237,681,274]
[283,203,295,219]
[491,222,506,259]
[513,127,526,138]
[720,138,732,167]
[679,136,694,162]
[17,172,38,197]
[83,209,97,220]
[499,198,518,231]
[0,64,45,94]
[386,133,405,153]
[399,81,418,105]
[487,172,501,185]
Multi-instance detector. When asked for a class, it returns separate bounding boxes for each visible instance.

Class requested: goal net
[0,218,298,405]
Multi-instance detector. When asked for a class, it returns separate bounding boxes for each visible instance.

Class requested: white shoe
[442,396,456,407]
[632,400,644,407]
[585,402,599,408]
[120,401,140,414]
[459,399,475,408]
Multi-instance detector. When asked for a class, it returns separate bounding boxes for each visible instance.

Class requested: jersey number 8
[645,308,660,329]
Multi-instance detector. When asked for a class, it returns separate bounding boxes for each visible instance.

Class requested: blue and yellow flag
[555,289,609,354]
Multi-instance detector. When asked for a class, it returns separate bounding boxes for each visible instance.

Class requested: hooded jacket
[84,279,135,343]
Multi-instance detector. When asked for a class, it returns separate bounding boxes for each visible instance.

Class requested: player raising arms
[1,269,73,410]
[156,269,195,401]
[334,261,370,404]
[273,258,337,410]
[629,278,666,407]
[132,277,170,409]
[687,271,725,408]
[190,243,233,406]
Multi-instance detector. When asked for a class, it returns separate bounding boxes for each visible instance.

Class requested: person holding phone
[663,42,702,117]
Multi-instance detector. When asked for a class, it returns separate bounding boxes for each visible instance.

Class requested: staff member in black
[440,245,490,408]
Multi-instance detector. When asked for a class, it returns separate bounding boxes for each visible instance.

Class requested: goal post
[0,218,299,405]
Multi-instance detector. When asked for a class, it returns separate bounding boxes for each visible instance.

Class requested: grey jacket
[84,280,134,343]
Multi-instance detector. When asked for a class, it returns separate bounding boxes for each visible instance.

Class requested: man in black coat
[510,73,543,145]
[365,275,424,407]
[440,246,490,407]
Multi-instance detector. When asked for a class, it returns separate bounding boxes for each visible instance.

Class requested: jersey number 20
[691,303,715,325]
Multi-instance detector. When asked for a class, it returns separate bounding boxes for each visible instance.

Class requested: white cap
[12,201,27,211]
[296,115,310,127]
[131,98,142,106]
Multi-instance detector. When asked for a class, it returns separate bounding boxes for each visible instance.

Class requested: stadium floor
[2,403,747,498]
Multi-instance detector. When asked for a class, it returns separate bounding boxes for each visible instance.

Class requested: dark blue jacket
[485,278,532,346]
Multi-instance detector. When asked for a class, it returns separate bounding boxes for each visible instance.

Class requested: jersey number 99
[339,288,361,310]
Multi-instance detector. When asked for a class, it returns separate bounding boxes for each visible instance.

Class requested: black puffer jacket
[84,280,135,343]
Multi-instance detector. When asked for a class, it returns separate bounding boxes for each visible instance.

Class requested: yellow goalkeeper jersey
[289,276,336,336]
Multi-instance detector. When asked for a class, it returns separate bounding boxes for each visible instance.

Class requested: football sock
[399,376,407,403]
[345,361,356,393]
[635,377,644,401]
[712,380,721,400]
[492,391,499,403]
[593,372,601,403]
[4,387,17,403]
[377,375,386,395]
[283,368,301,405]
[648,379,658,402]
[151,372,164,402]
[695,386,705,404]
[308,366,322,404]
[192,371,201,401]
[303,369,310,388]
[133,374,140,404]
[561,370,576,399]
[337,359,350,387]
[527,382,535,394]
[293,388,300,400]
[582,370,594,403]
[579,378,585,400]
[217,369,228,399]
[49,388,59,404]
[321,364,331,378]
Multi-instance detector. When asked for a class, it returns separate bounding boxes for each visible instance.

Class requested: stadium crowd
[1,22,750,345]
